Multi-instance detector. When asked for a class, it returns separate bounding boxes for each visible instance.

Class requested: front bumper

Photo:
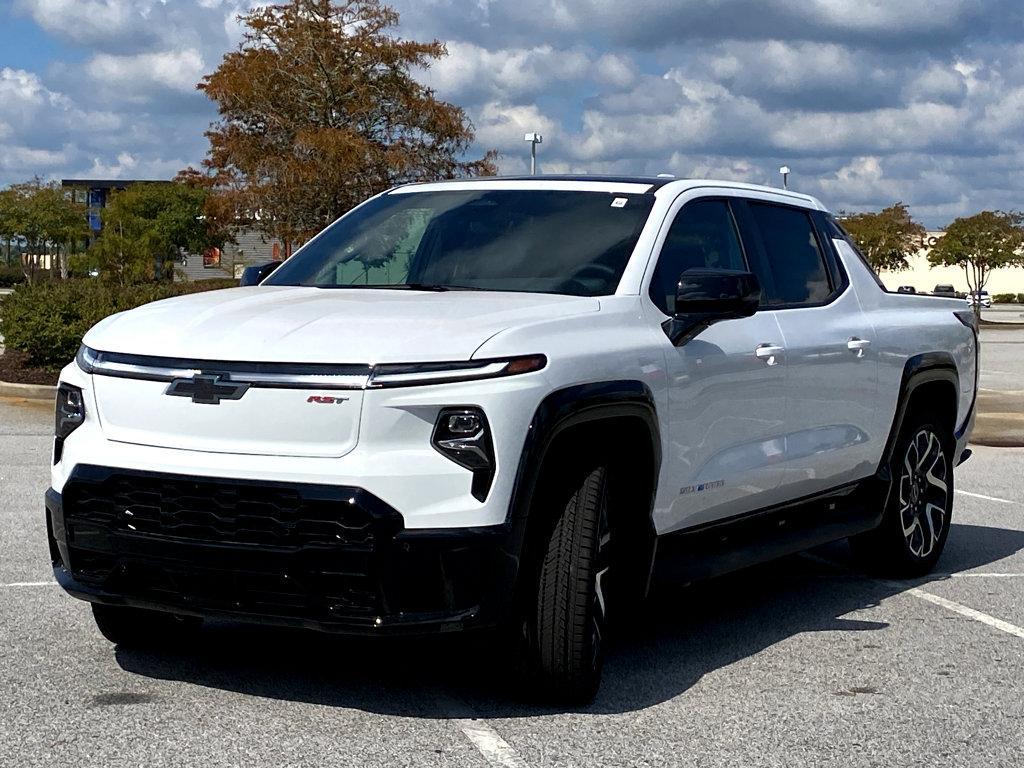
[46,466,519,635]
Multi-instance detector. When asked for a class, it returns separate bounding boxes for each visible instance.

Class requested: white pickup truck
[47,176,977,701]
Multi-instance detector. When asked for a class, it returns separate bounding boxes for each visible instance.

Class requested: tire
[525,461,611,703]
[851,412,954,577]
[91,604,201,647]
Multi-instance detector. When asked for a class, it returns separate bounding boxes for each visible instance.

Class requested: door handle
[755,343,785,366]
[847,337,871,357]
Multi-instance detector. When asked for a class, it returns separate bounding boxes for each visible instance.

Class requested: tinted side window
[748,203,831,306]
[649,199,745,314]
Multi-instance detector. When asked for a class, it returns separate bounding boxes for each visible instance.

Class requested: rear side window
[748,203,831,306]
[823,213,887,291]
[649,199,746,314]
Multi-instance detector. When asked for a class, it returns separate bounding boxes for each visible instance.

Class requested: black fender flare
[879,352,959,481]
[504,380,663,596]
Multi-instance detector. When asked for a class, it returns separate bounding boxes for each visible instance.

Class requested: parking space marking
[2,581,57,588]
[956,489,1015,504]
[435,694,527,768]
[899,585,1024,640]
[803,553,1024,641]
[454,720,528,768]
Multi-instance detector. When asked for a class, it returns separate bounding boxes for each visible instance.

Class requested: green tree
[82,183,224,284]
[929,211,1024,317]
[2,179,88,283]
[841,203,926,273]
[191,0,496,251]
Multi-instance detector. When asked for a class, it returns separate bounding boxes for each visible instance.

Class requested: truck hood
[84,286,600,363]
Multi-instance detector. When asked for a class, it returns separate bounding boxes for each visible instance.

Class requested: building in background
[61,178,284,281]
[878,231,1024,295]
[61,179,167,244]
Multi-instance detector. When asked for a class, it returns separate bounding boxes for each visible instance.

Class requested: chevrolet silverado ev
[47,176,977,701]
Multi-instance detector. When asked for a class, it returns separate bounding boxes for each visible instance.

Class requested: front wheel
[851,415,953,577]
[524,462,611,703]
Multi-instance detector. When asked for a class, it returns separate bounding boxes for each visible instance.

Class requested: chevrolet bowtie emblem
[165,373,250,405]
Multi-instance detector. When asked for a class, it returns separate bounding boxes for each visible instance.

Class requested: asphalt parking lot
[3,364,1024,766]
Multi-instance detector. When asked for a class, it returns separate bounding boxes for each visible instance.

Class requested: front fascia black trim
[46,467,523,635]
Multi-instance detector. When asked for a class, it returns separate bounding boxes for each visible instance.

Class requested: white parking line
[901,586,1024,640]
[957,489,1015,504]
[803,553,1024,641]
[436,694,527,768]
[2,581,57,588]
[454,720,528,768]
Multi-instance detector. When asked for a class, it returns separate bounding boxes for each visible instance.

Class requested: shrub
[0,264,25,288]
[992,293,1017,304]
[0,278,238,369]
[1018,293,1024,304]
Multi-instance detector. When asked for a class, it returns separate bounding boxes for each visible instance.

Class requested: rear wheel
[91,604,201,647]
[524,461,611,703]
[851,413,953,577]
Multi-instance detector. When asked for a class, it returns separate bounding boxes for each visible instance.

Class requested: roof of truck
[393,174,826,210]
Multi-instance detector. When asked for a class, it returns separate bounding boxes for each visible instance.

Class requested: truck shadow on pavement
[114,522,1024,717]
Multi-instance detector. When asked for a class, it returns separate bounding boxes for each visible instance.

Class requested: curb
[0,380,57,400]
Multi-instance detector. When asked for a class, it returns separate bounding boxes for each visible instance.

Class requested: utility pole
[525,133,543,175]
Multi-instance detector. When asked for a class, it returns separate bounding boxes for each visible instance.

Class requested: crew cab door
[647,196,787,533]
[735,200,879,499]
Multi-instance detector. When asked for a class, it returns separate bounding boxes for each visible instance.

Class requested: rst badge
[307,395,350,404]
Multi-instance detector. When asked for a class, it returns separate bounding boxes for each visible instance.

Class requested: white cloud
[85,49,206,95]
[5,0,1024,226]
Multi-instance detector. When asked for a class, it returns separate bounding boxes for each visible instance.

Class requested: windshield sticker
[610,197,628,208]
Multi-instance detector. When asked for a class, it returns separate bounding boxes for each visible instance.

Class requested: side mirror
[239,261,282,287]
[663,268,761,345]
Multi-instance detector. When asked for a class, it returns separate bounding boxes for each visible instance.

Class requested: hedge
[0,264,25,288]
[0,278,238,369]
[993,293,1017,304]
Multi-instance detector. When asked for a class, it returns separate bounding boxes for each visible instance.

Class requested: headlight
[54,383,85,463]
[432,407,495,501]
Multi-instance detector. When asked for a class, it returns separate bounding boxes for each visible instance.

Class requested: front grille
[60,466,404,620]
[64,472,378,548]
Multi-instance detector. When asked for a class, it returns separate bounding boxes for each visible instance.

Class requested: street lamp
[779,165,790,190]
[525,132,543,175]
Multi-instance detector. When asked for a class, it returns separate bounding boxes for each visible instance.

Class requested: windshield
[265,188,656,296]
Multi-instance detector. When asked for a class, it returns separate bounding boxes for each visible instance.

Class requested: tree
[0,188,19,266]
[82,183,225,284]
[192,0,496,250]
[929,211,1024,317]
[841,203,926,273]
[1,179,88,283]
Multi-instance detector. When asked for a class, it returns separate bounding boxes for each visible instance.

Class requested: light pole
[525,132,543,175]
[779,165,790,190]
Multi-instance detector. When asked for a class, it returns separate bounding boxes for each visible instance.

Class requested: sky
[2,1,1024,227]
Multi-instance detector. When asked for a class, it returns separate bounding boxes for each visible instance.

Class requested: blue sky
[2,0,1024,227]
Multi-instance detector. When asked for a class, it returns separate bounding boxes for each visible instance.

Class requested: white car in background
[47,176,978,701]
[968,290,992,308]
